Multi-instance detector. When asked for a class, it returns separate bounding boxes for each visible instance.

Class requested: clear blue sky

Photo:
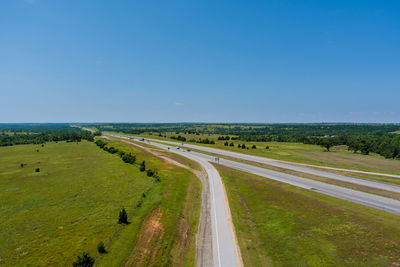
[1,0,399,123]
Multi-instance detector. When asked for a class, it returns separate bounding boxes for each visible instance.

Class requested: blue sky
[1,0,399,123]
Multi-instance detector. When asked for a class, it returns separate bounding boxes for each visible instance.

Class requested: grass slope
[0,140,201,267]
[216,164,400,266]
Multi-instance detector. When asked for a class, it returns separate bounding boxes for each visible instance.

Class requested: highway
[108,134,243,267]
[127,136,400,194]
[108,133,400,215]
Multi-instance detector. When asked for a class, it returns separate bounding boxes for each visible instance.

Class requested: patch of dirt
[123,207,164,267]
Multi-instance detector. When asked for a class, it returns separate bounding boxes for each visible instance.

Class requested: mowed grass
[0,141,154,266]
[136,132,400,175]
[95,139,201,267]
[216,164,400,266]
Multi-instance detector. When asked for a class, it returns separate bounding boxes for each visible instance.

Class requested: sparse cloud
[175,102,184,106]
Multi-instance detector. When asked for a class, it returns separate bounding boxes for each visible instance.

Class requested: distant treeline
[85,123,400,137]
[0,125,99,146]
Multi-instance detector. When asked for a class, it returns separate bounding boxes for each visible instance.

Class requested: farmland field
[216,164,400,266]
[0,140,201,266]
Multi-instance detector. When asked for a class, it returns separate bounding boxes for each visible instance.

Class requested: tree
[252,145,256,149]
[20,163,24,168]
[140,161,146,172]
[224,141,228,146]
[241,144,246,149]
[265,146,269,150]
[97,242,106,254]
[118,208,128,224]
[35,168,40,172]
[320,139,333,152]
[237,144,241,148]
[229,142,234,147]
[72,252,95,267]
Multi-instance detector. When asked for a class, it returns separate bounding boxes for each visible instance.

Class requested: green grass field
[94,138,201,267]
[134,132,400,175]
[0,140,201,266]
[216,164,400,266]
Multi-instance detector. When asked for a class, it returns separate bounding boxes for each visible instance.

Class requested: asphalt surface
[130,136,400,194]
[108,134,243,267]
[108,133,400,215]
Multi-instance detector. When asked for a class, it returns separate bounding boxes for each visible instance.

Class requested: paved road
[108,133,400,215]
[109,134,243,267]
[127,136,400,194]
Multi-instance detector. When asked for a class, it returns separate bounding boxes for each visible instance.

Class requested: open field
[95,138,202,266]
[134,132,400,175]
[216,164,400,266]
[0,140,201,266]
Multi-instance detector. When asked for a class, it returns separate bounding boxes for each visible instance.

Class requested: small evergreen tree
[35,168,40,172]
[97,241,106,254]
[140,161,146,172]
[118,208,128,224]
[252,145,256,149]
[229,142,234,147]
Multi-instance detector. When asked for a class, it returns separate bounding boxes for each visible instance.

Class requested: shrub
[265,146,269,149]
[118,208,128,224]
[122,153,136,164]
[229,142,234,147]
[72,252,95,267]
[140,161,146,172]
[97,242,106,254]
[35,168,40,172]
[20,163,24,168]
[224,141,228,146]
[252,145,256,149]
[146,169,154,177]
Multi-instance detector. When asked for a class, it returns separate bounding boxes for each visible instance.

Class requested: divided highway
[129,136,400,194]
[107,133,400,215]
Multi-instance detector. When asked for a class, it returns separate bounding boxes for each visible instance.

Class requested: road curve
[109,134,400,215]
[108,134,243,267]
[127,136,400,194]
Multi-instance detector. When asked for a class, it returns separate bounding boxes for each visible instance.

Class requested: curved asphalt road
[108,134,243,267]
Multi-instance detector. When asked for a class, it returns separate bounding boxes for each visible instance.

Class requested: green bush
[72,252,94,267]
[97,241,106,254]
